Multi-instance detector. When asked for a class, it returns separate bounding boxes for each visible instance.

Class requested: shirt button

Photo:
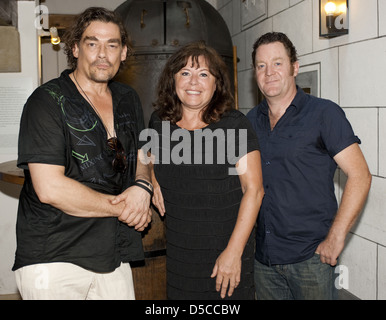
[266,161,271,165]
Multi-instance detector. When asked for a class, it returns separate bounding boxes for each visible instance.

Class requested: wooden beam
[48,14,77,30]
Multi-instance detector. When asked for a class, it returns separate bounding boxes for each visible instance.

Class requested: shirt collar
[291,86,308,110]
[259,86,307,115]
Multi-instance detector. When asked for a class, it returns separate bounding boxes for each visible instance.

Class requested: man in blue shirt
[247,32,371,300]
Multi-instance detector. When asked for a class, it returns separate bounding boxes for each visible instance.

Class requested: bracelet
[135,179,154,192]
[133,181,154,197]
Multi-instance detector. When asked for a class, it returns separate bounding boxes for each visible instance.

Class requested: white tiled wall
[340,234,377,300]
[353,177,386,247]
[380,0,386,37]
[378,245,386,299]
[380,109,386,177]
[339,38,386,107]
[272,0,313,56]
[216,0,386,300]
[268,0,290,17]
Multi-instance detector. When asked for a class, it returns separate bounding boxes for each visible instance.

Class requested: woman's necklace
[72,72,115,139]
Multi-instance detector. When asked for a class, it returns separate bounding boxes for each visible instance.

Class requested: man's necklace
[72,72,115,138]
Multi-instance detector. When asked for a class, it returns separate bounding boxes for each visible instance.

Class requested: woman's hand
[211,248,242,299]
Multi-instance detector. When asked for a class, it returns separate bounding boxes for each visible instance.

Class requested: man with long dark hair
[13,7,152,299]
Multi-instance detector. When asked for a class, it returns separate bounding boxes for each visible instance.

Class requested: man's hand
[112,186,152,231]
[315,233,345,266]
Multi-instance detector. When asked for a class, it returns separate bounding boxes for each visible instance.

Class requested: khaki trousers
[15,262,135,300]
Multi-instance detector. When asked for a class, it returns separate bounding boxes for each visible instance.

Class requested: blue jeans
[254,254,338,300]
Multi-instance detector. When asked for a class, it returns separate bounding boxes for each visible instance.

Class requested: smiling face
[72,21,127,83]
[174,55,217,113]
[254,41,299,102]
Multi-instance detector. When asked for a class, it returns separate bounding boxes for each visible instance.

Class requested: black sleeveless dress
[148,110,260,300]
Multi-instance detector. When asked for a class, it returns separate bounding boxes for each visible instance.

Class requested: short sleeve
[17,87,66,169]
[320,102,361,158]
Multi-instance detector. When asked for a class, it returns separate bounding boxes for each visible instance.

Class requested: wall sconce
[38,26,61,45]
[320,0,349,38]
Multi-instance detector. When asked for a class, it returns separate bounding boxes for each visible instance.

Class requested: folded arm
[29,163,124,218]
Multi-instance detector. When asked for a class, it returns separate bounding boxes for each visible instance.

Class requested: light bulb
[49,27,60,45]
[325,2,337,16]
[338,4,347,14]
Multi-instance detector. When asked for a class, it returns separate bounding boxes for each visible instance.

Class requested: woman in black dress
[147,42,264,300]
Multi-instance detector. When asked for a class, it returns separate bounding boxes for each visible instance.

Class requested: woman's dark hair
[154,41,234,124]
[62,7,131,70]
[251,32,298,68]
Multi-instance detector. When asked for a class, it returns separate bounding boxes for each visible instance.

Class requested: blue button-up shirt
[247,87,360,265]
